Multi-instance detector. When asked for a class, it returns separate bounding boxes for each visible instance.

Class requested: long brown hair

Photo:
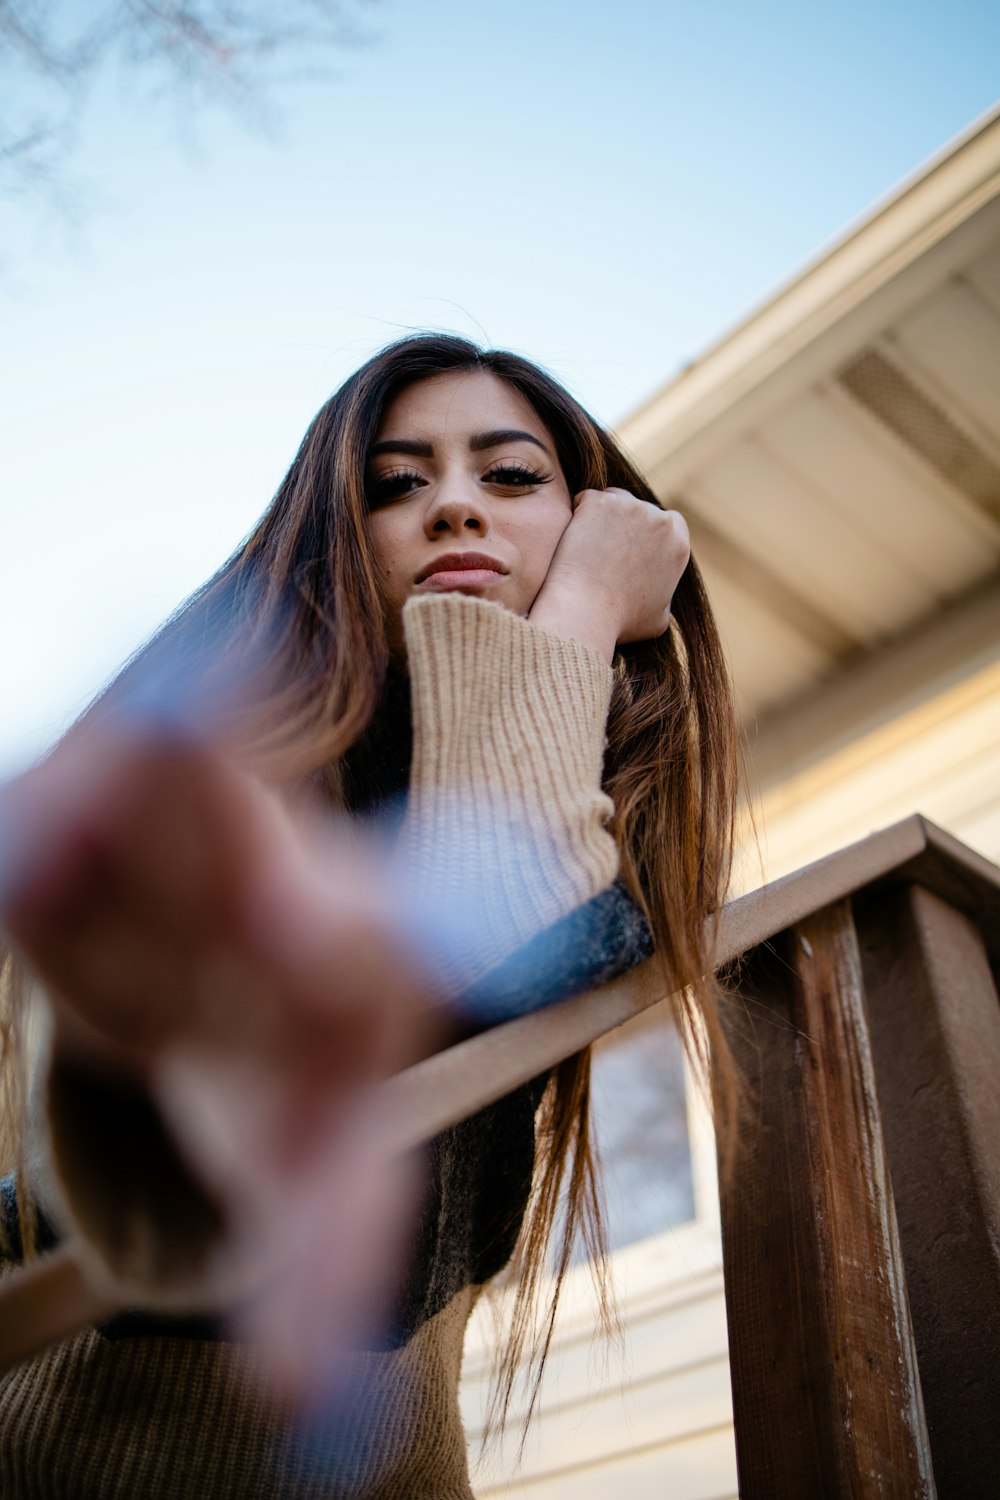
[1,332,741,1434]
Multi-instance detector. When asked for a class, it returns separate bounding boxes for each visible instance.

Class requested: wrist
[528,582,619,663]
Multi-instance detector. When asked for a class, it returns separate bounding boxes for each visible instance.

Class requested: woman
[0,333,740,1497]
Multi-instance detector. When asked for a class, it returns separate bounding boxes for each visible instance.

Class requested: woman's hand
[1,728,431,1092]
[528,488,690,661]
[0,723,441,1392]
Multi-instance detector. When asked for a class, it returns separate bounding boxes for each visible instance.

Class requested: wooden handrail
[384,812,1000,1151]
[716,819,1000,1498]
[2,811,999,1493]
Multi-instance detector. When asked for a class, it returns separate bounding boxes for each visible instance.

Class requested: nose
[423,481,491,540]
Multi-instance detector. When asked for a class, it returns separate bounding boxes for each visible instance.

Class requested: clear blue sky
[2,0,999,775]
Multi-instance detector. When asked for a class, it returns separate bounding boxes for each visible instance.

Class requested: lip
[414,552,508,586]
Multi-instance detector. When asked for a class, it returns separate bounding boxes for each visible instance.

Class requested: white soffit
[616,104,1000,727]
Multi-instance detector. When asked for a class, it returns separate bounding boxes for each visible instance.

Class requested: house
[462,102,1000,1499]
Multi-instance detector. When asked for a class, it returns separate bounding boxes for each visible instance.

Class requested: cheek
[507,506,572,611]
[367,515,405,587]
[530,506,573,577]
[366,516,410,650]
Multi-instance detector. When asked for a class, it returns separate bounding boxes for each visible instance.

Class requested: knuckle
[661,508,690,557]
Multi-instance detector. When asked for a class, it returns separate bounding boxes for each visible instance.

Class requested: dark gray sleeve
[453,879,653,1029]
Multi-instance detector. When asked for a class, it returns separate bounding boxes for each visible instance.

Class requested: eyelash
[367,462,551,506]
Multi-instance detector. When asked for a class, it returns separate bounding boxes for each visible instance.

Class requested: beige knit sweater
[0,594,619,1499]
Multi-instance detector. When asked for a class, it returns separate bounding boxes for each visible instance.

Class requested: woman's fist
[528,488,690,661]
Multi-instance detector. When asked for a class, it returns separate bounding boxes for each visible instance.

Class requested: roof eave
[617,103,1000,488]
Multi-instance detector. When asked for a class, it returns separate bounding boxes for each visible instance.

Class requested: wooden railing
[2,814,998,1496]
[716,817,1000,1500]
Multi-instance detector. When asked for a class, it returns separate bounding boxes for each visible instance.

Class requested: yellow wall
[750,655,1000,884]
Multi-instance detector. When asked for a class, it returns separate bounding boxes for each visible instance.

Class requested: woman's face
[366,370,574,641]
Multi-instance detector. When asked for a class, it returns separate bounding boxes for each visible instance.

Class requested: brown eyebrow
[369,428,553,460]
[368,437,433,459]
[469,428,553,457]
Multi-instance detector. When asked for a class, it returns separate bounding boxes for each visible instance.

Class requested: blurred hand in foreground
[0,718,442,1401]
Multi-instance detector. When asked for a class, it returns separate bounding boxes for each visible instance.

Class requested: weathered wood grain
[719,899,935,1498]
[857,881,1000,1498]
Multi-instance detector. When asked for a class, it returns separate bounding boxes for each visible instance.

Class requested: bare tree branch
[0,0,382,214]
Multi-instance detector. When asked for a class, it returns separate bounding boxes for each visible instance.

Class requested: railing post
[856,881,1000,1498]
[719,898,935,1499]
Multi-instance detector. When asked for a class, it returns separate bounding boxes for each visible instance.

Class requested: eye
[366,468,425,508]
[484,462,551,489]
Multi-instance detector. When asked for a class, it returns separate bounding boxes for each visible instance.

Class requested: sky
[2,0,999,778]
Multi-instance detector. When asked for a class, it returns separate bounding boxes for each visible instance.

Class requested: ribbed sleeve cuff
[396,594,618,994]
